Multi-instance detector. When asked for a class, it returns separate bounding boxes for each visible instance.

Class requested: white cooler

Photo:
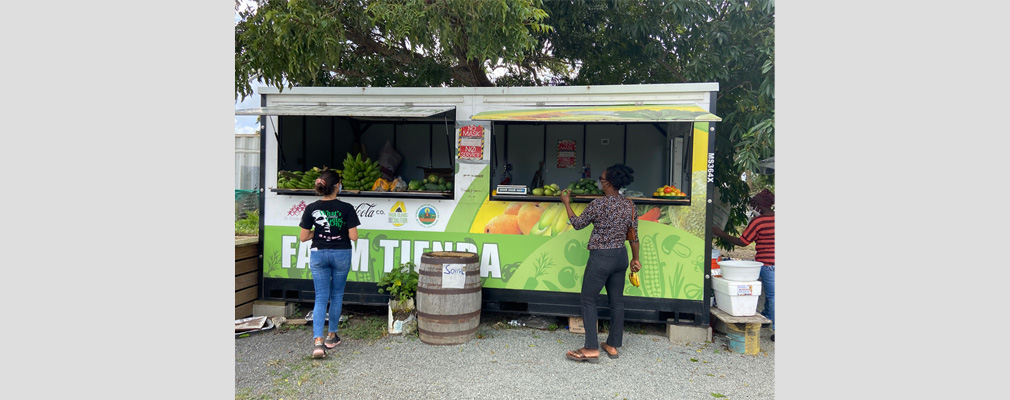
[712,277,762,316]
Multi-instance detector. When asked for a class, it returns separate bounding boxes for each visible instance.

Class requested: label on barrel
[442,263,466,289]
[735,285,753,296]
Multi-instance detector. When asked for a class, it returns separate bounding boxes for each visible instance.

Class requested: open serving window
[236,104,458,199]
[472,104,721,206]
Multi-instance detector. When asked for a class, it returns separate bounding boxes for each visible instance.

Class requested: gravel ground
[235,308,774,400]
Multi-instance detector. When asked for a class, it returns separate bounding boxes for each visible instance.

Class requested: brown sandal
[601,342,619,359]
[565,348,600,363]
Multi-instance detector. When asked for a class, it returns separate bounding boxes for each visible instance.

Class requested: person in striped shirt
[713,189,775,340]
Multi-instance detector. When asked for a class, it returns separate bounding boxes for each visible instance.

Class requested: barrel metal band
[418,325,480,337]
[416,309,481,322]
[416,286,482,295]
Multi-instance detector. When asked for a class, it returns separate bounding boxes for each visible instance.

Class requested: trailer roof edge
[256,83,720,96]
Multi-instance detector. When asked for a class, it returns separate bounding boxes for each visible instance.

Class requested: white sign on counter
[442,263,466,288]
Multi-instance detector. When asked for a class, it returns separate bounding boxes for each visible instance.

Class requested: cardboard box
[712,277,762,317]
[568,316,585,334]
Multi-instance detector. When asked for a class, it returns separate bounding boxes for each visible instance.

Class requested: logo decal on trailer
[389,201,409,227]
[285,201,308,221]
[416,204,438,227]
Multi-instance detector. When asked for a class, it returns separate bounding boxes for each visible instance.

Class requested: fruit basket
[652,184,686,199]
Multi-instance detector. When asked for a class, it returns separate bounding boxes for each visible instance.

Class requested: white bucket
[717,260,763,281]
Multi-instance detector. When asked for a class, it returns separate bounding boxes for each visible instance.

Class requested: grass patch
[339,315,387,341]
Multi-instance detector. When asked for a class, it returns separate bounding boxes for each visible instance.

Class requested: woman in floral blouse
[561,164,641,363]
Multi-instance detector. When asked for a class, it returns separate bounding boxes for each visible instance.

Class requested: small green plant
[235,209,259,235]
[339,315,387,341]
[376,262,419,302]
[547,324,559,331]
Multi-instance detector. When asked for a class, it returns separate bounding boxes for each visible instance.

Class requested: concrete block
[667,320,712,344]
[253,300,295,318]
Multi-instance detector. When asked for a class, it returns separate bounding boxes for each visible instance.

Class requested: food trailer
[236,83,722,326]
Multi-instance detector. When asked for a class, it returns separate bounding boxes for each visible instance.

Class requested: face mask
[337,183,342,194]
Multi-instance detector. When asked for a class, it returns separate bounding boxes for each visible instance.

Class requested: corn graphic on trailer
[237,83,723,325]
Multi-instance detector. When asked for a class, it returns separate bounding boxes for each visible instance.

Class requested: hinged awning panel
[235,105,455,117]
[471,104,720,122]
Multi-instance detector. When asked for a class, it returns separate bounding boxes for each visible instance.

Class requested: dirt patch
[721,245,757,261]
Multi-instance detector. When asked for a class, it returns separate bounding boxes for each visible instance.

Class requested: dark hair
[605,164,635,189]
[314,170,340,196]
[750,189,774,208]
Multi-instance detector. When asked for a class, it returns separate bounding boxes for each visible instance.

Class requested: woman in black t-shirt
[299,169,361,359]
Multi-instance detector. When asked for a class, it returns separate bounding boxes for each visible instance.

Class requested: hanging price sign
[557,140,576,168]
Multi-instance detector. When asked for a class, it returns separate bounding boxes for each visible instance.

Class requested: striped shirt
[570,195,638,250]
[740,215,774,265]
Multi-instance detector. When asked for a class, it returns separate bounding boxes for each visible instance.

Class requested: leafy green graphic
[265,250,282,277]
[523,252,555,290]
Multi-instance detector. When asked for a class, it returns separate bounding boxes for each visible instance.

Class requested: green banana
[531,204,563,236]
[552,209,570,235]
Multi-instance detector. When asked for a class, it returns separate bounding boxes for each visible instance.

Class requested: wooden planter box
[235,237,260,319]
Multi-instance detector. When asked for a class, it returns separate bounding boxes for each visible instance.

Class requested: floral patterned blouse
[570,194,638,250]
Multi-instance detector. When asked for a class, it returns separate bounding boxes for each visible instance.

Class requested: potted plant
[376,261,418,334]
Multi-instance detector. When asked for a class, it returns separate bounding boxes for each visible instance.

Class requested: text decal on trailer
[278,237,504,278]
[708,153,715,183]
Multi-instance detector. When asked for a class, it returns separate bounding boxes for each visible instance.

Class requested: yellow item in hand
[629,271,640,287]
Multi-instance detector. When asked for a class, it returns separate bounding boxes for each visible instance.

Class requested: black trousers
[581,247,628,349]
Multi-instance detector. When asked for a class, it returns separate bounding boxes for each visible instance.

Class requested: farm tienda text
[279,236,504,278]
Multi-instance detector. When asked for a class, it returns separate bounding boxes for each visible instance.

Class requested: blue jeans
[760,264,775,330]
[309,248,352,339]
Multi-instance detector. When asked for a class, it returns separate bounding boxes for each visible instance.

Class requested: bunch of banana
[341,153,382,191]
[276,167,324,189]
[530,203,588,236]
[629,271,641,287]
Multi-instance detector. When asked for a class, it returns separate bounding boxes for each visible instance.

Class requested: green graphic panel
[264,220,705,300]
[498,221,705,300]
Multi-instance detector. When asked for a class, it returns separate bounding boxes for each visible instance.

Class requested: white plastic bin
[712,277,762,316]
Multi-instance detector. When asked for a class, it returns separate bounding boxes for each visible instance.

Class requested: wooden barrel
[416,251,482,345]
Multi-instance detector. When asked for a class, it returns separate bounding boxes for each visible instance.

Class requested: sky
[234,83,261,135]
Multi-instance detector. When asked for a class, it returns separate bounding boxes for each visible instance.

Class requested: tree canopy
[235,0,774,248]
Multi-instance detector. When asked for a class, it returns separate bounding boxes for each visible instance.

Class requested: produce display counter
[270,188,452,199]
[490,194,689,206]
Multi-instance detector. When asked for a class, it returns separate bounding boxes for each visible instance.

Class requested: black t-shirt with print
[299,199,361,250]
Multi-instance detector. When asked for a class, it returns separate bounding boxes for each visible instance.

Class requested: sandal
[324,333,342,349]
[601,342,619,359]
[312,339,326,359]
[565,348,599,363]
